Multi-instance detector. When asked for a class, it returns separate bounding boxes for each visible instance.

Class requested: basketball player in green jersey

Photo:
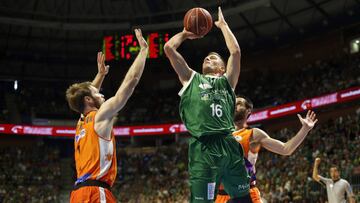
[164,7,251,203]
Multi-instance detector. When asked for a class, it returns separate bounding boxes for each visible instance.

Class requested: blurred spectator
[0,143,62,203]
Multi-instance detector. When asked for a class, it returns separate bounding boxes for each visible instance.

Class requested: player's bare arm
[312,157,321,182]
[164,29,200,85]
[95,29,148,139]
[348,192,356,203]
[215,7,241,89]
[92,52,110,90]
[253,110,318,156]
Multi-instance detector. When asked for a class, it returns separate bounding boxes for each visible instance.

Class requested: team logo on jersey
[200,92,210,101]
[238,183,250,191]
[75,129,86,142]
[199,83,212,90]
[105,153,112,161]
[234,135,243,142]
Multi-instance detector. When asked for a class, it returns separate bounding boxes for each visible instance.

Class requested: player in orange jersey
[65,29,148,203]
[215,97,318,203]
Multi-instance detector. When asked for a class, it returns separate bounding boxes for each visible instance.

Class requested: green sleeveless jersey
[179,72,236,138]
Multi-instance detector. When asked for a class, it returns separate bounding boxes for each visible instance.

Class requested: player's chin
[100,99,105,106]
[203,65,214,74]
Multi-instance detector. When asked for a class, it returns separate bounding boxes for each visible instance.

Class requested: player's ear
[84,96,92,103]
[219,66,226,74]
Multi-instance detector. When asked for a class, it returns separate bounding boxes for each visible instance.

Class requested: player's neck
[332,178,340,182]
[205,72,223,77]
[83,107,98,116]
[234,120,247,130]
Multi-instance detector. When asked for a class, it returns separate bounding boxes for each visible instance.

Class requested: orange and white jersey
[233,128,260,184]
[232,128,260,165]
[74,110,117,187]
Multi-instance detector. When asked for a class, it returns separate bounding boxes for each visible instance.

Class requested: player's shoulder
[252,128,268,137]
[318,175,332,183]
[339,178,350,184]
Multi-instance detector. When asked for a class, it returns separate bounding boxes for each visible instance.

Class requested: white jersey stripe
[99,187,106,203]
[97,137,113,180]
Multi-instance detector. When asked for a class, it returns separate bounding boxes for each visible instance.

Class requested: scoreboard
[103,32,169,61]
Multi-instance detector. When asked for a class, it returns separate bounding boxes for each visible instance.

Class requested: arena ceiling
[0,0,359,78]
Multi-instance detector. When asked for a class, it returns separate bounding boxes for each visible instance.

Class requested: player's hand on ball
[97,52,109,76]
[215,7,227,28]
[315,157,321,165]
[182,28,202,40]
[297,110,318,130]
[135,29,148,50]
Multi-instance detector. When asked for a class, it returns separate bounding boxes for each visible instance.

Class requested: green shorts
[188,134,250,203]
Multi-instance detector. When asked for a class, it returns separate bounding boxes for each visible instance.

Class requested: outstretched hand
[97,52,109,76]
[297,110,318,130]
[134,29,148,50]
[182,28,202,40]
[214,6,227,28]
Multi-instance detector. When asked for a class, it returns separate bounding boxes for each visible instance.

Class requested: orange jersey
[70,186,116,203]
[233,128,253,157]
[74,110,117,187]
[215,187,262,203]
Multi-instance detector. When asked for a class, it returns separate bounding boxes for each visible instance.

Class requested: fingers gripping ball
[184,8,213,36]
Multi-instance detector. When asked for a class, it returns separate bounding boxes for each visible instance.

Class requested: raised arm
[91,52,110,90]
[254,110,318,156]
[215,7,241,89]
[164,29,200,85]
[95,29,148,122]
[312,158,321,182]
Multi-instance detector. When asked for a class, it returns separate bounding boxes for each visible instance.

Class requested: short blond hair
[208,52,226,69]
[65,81,92,113]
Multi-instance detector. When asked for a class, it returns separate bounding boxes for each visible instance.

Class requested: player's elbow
[164,43,175,56]
[279,147,293,156]
[283,152,292,156]
[127,76,140,88]
[312,175,320,182]
[284,150,294,156]
[281,152,292,156]
[117,76,139,97]
[230,46,241,56]
[164,43,171,53]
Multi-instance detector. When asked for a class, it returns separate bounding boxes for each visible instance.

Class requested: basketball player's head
[66,82,105,114]
[329,165,340,180]
[202,52,226,75]
[234,96,253,124]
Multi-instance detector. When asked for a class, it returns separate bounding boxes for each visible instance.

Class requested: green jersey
[179,72,236,138]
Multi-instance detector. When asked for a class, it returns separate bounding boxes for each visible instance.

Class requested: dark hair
[234,96,254,121]
[65,81,92,113]
[236,95,254,111]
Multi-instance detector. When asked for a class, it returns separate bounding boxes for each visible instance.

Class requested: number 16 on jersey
[210,103,223,117]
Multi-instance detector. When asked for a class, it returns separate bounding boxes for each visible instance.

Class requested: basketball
[183,7,213,36]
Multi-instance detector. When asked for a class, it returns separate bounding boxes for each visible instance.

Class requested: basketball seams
[184,7,212,36]
[196,8,199,36]
[185,11,191,30]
